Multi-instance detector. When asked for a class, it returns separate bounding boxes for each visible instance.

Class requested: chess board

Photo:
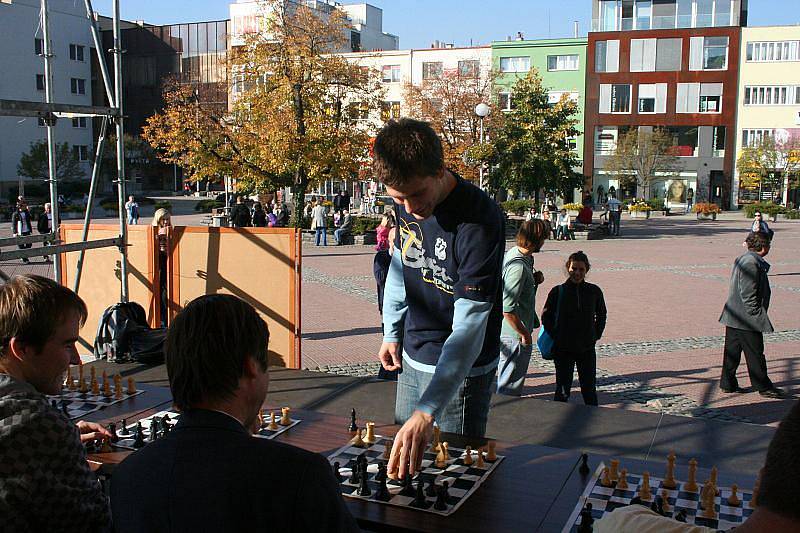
[562,462,754,532]
[327,435,504,516]
[112,409,302,450]
[48,389,145,420]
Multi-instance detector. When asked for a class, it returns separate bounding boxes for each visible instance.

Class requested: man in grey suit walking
[719,232,785,398]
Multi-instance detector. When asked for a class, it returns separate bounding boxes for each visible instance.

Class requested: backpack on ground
[94,302,151,362]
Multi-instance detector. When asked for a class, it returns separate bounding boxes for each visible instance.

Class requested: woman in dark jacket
[541,251,607,406]
[251,202,267,227]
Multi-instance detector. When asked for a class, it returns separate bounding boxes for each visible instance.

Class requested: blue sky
[92,0,800,49]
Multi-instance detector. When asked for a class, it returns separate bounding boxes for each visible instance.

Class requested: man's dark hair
[516,220,548,251]
[166,294,269,411]
[372,118,444,188]
[0,274,87,356]
[759,400,800,519]
[746,231,771,251]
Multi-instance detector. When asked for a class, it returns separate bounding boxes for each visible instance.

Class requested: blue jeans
[314,227,327,246]
[395,358,496,437]
[334,228,350,245]
[497,336,533,396]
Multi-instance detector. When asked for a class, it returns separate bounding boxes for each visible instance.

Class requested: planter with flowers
[563,203,583,217]
[694,202,721,221]
[627,201,652,219]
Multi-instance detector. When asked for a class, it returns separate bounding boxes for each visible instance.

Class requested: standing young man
[0,275,111,532]
[606,193,622,236]
[375,119,505,479]
[719,231,784,398]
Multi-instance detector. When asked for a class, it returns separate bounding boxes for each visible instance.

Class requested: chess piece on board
[435,445,447,469]
[701,481,717,519]
[127,377,136,395]
[102,377,112,398]
[708,466,720,496]
[609,459,620,482]
[600,467,613,488]
[617,469,629,490]
[357,461,371,497]
[349,408,358,436]
[114,374,123,400]
[579,453,590,475]
[463,446,473,466]
[425,479,437,497]
[661,489,671,512]
[662,451,677,489]
[375,472,391,502]
[267,412,279,431]
[108,423,119,443]
[433,481,449,511]
[79,376,88,393]
[411,478,427,507]
[685,458,699,492]
[476,450,485,468]
[90,366,96,381]
[332,462,343,482]
[91,377,100,395]
[149,417,159,442]
[100,438,112,453]
[382,439,392,460]
[441,442,449,461]
[66,365,74,390]
[728,483,741,506]
[430,426,441,453]
[349,462,361,485]
[280,407,291,426]
[375,461,387,482]
[364,422,376,444]
[399,473,415,497]
[639,472,652,500]
[675,509,688,522]
[577,502,594,533]
[486,441,497,461]
[132,422,145,449]
[750,477,760,509]
[119,418,130,436]
[349,429,367,448]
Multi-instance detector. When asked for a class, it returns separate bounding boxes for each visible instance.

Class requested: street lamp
[474,103,490,190]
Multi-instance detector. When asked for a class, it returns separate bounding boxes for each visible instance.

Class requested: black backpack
[94,302,152,362]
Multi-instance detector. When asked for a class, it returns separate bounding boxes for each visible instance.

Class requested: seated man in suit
[111,294,359,532]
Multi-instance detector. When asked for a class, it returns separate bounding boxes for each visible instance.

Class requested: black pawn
[132,422,145,449]
[348,408,358,434]
[579,453,590,475]
[159,416,171,437]
[411,477,427,507]
[425,479,438,497]
[441,480,453,504]
[357,463,371,497]
[349,462,361,485]
[630,496,644,506]
[433,484,448,511]
[332,462,343,483]
[577,502,594,533]
[675,509,688,522]
[108,423,119,443]
[399,474,415,496]
[374,473,391,502]
[650,495,665,516]
[119,418,130,436]
[149,417,159,442]
[375,462,387,482]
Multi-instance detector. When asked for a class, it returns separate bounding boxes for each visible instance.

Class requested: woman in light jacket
[311,200,328,246]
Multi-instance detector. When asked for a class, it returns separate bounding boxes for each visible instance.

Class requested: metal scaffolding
[0,0,129,301]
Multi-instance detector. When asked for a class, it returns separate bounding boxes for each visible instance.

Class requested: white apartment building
[229,0,398,51]
[0,0,95,194]
[735,25,800,206]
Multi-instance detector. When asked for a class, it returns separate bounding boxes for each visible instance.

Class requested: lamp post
[474,103,490,190]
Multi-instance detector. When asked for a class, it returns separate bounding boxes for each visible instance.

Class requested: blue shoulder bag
[537,285,564,360]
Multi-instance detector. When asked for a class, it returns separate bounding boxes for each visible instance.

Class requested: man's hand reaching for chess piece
[76,420,112,444]
[389,410,434,479]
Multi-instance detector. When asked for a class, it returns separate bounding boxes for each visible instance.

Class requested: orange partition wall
[59,224,158,354]
[169,227,302,369]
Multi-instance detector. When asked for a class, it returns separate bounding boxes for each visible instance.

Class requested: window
[380,101,400,122]
[747,41,800,62]
[599,84,631,114]
[699,83,723,113]
[498,92,513,111]
[69,44,85,62]
[348,102,369,120]
[595,40,619,73]
[547,54,579,71]
[73,145,89,161]
[567,137,578,151]
[744,86,797,106]
[71,117,87,128]
[652,0,676,29]
[637,83,667,113]
[696,0,714,27]
[458,60,480,78]
[422,61,443,80]
[598,0,618,31]
[630,39,656,71]
[594,125,633,155]
[500,56,530,73]
[381,65,400,83]
[36,74,45,91]
[548,91,580,104]
[712,126,726,157]
[676,83,700,113]
[35,38,43,55]
[714,0,732,27]
[636,0,652,29]
[621,0,635,30]
[666,126,699,157]
[742,129,775,148]
[70,78,86,95]
[689,36,728,70]
[656,38,682,71]
[676,0,692,27]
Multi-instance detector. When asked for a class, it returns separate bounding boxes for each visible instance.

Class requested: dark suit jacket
[110,409,359,533]
[719,251,773,333]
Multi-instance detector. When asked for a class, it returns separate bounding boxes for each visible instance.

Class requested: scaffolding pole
[40,0,61,282]
[112,0,129,302]
[73,117,109,293]
[83,0,115,107]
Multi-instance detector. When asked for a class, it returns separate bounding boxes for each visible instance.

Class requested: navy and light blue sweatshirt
[382,174,505,419]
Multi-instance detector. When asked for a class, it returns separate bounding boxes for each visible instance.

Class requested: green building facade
[491,38,589,177]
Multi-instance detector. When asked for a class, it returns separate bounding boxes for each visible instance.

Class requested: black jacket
[229,204,251,227]
[37,213,52,234]
[11,210,32,234]
[251,210,267,227]
[110,409,359,533]
[541,280,607,354]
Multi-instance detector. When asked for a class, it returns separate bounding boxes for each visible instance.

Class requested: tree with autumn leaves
[143,0,383,225]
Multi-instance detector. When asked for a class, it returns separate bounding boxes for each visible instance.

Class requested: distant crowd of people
[229,195,290,229]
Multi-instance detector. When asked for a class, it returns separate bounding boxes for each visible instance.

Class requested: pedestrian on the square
[251,202,267,227]
[152,208,172,327]
[750,211,774,240]
[11,202,33,264]
[606,193,622,236]
[375,212,395,252]
[497,220,547,396]
[230,196,251,228]
[334,211,353,245]
[125,196,140,225]
[556,209,572,240]
[276,204,289,227]
[311,199,327,246]
[541,251,607,406]
[37,202,54,261]
[719,232,784,398]
[686,187,694,212]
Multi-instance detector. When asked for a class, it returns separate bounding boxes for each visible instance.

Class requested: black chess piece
[374,473,391,502]
[630,496,644,506]
[375,462,387,482]
[119,418,130,436]
[411,477,427,508]
[332,462,343,483]
[149,417,159,442]
[579,453,590,475]
[132,422,146,449]
[357,462,371,497]
[433,484,448,511]
[349,463,361,485]
[159,416,171,437]
[441,480,454,505]
[108,423,119,443]
[425,478,438,497]
[675,509,688,522]
[399,474,415,497]
[348,408,358,435]
[577,502,594,532]
[650,495,665,516]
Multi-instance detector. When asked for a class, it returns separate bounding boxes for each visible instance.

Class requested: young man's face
[23,311,82,395]
[385,170,445,221]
